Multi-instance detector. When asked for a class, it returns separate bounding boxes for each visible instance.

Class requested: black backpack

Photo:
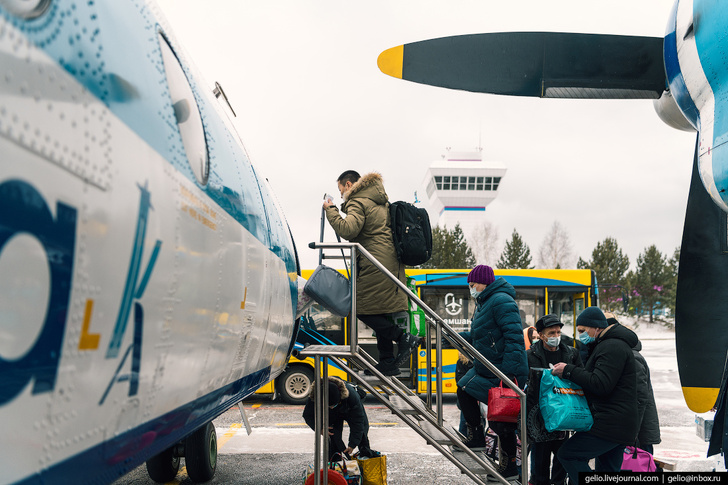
[389,201,433,266]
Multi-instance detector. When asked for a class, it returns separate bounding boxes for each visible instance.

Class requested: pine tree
[664,247,680,318]
[633,245,669,322]
[497,229,534,269]
[419,223,476,269]
[580,237,630,312]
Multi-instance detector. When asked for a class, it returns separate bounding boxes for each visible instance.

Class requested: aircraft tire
[277,365,314,404]
[185,421,217,483]
[145,445,180,483]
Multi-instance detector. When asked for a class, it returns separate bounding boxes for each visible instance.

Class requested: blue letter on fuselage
[0,180,76,406]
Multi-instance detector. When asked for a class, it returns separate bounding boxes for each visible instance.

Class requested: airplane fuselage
[0,1,298,483]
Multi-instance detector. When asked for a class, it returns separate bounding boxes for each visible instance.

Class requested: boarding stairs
[298,242,528,485]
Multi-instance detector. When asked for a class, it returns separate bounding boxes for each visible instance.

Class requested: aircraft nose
[377,45,404,80]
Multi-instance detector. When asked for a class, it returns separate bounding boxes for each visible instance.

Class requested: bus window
[419,287,473,333]
[513,288,545,329]
[299,303,345,345]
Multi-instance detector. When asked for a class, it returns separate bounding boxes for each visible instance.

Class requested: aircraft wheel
[185,421,217,483]
[145,444,180,483]
[276,366,314,404]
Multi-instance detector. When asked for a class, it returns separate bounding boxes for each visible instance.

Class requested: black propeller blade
[675,137,728,413]
[378,32,666,99]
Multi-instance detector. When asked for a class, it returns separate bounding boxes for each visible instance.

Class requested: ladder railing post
[350,245,358,354]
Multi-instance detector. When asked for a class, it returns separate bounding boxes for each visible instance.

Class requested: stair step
[450,447,497,475]
[297,345,354,357]
[388,394,427,416]
[420,420,460,445]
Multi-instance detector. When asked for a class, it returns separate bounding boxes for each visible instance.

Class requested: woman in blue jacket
[457,265,529,479]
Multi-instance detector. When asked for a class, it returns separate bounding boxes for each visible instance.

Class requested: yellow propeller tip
[377,45,404,79]
[682,386,720,413]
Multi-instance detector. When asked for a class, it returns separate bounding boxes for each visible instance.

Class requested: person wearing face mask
[526,314,583,485]
[323,170,421,376]
[551,307,639,482]
[456,264,528,481]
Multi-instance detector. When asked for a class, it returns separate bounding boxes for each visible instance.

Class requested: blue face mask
[579,330,594,345]
[546,336,561,347]
[469,286,480,299]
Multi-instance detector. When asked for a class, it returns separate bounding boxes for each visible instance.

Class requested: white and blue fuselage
[0,1,298,484]
[666,0,728,211]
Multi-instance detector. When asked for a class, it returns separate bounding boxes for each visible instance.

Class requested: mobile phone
[324,193,334,203]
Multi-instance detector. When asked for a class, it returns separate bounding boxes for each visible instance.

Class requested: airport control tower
[419,148,507,238]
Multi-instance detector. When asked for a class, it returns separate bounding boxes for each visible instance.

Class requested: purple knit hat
[467,265,495,285]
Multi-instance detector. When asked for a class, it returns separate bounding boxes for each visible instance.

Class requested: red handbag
[486,380,520,423]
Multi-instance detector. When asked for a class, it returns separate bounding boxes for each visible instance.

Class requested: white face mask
[469,286,480,299]
[546,336,561,347]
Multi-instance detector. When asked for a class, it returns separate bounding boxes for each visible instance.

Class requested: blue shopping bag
[539,369,593,432]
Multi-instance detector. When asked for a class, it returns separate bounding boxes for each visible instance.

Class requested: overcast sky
[155,0,695,271]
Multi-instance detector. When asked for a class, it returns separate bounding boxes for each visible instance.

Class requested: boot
[488,456,519,482]
[460,423,486,450]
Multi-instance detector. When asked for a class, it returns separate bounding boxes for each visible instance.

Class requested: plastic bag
[539,369,593,432]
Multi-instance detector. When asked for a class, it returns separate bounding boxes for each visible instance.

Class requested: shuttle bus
[258,268,598,402]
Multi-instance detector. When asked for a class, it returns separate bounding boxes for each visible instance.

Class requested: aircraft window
[158,32,209,186]
[2,0,51,18]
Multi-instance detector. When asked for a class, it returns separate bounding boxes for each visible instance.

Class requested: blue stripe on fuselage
[14,367,272,485]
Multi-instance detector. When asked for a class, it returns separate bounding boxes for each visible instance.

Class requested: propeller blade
[676,137,728,413]
[378,32,665,99]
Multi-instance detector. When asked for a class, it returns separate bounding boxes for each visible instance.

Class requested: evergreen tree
[633,245,669,322]
[580,237,630,312]
[497,229,534,269]
[419,223,476,269]
[664,247,680,317]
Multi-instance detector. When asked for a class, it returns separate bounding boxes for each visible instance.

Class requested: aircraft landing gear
[145,444,180,483]
[144,421,217,483]
[185,421,217,482]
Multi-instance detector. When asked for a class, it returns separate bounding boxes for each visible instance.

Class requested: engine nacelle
[653,90,696,132]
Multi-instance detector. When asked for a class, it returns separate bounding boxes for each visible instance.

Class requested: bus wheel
[185,421,217,483]
[277,366,314,404]
[145,444,180,483]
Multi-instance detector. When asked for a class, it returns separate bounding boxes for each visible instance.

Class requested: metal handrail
[308,241,528,485]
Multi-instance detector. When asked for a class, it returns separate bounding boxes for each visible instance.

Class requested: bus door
[513,288,545,330]
[416,286,473,393]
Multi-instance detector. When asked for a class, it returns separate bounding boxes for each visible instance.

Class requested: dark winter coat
[562,323,639,444]
[633,341,661,446]
[457,277,529,403]
[325,172,407,315]
[302,376,369,449]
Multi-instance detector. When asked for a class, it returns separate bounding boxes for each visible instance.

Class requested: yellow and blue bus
[256,268,597,402]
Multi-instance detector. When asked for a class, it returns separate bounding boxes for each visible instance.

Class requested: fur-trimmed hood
[342,172,387,205]
[308,375,350,402]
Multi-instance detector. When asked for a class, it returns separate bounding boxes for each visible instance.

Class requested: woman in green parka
[324,171,421,376]
[457,264,528,480]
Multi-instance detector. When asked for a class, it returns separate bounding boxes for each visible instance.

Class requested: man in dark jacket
[604,313,661,453]
[324,170,420,376]
[457,264,528,480]
[527,314,583,485]
[302,376,373,459]
[553,307,638,482]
